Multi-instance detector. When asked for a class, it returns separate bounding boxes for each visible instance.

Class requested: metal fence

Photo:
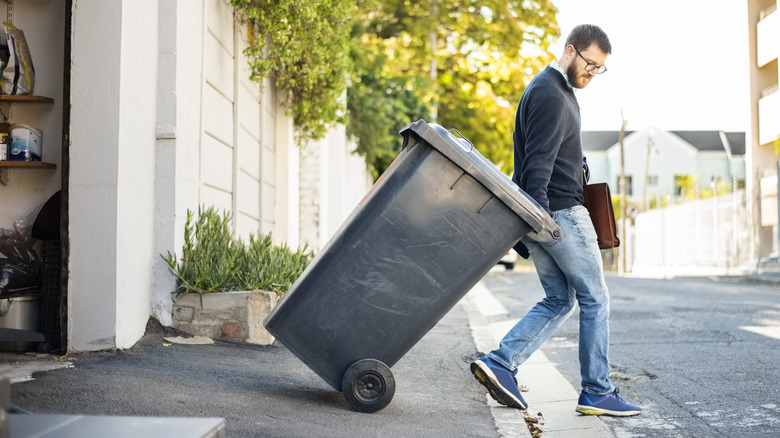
[629,190,751,276]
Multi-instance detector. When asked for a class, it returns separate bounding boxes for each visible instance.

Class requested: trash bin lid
[400,120,561,243]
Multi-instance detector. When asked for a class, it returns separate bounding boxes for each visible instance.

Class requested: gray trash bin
[264,119,560,412]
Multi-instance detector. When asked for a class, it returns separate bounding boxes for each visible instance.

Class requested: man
[470,24,641,417]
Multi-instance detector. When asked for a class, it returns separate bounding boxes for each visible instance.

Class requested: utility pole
[642,136,654,211]
[619,113,627,274]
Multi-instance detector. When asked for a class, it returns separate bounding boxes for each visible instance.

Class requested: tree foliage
[349,0,560,176]
[231,0,355,144]
[231,0,560,177]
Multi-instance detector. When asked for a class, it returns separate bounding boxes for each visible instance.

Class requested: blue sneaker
[470,356,528,409]
[576,388,641,416]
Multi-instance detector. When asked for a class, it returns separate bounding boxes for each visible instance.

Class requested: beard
[566,63,590,89]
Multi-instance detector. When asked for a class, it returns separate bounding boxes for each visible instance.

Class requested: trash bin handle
[447,128,474,152]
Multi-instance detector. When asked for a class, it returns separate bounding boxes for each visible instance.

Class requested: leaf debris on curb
[524,411,545,437]
[162,336,214,345]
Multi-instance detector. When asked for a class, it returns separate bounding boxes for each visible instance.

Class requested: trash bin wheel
[342,359,395,413]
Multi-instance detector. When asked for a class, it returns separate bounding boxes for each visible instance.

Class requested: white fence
[630,190,751,276]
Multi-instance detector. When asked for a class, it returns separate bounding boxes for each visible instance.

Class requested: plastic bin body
[264,120,559,391]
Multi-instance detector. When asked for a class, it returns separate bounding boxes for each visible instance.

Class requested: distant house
[582,126,746,205]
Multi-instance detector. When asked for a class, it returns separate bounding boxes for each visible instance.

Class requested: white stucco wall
[69,0,159,350]
[317,128,372,248]
[274,99,300,247]
[152,0,205,326]
[300,124,372,252]
[63,0,367,351]
[152,0,307,322]
[113,0,159,348]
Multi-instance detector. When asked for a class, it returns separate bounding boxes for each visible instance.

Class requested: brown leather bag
[582,178,620,249]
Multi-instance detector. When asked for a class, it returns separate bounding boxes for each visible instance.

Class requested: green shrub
[163,206,312,297]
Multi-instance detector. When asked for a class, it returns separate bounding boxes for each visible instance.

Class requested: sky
[549,0,751,133]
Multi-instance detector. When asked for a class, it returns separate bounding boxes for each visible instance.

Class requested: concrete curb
[461,281,614,438]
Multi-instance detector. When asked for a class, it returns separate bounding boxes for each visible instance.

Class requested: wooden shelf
[0,94,57,184]
[0,161,56,185]
[0,160,56,169]
[0,95,54,103]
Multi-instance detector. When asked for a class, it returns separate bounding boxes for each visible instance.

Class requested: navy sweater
[512,65,583,214]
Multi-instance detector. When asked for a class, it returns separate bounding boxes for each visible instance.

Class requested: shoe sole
[576,405,641,417]
[470,361,527,410]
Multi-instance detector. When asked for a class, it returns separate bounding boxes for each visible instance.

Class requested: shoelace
[610,388,625,401]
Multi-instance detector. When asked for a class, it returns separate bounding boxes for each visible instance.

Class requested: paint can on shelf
[8,123,42,161]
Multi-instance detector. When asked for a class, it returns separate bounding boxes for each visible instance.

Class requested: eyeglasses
[573,47,607,74]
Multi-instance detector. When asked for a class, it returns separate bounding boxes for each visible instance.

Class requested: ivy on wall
[231,1,560,179]
[231,0,355,144]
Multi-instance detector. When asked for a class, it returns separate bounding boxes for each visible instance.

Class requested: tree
[674,174,731,203]
[231,0,560,177]
[349,0,560,177]
[232,0,355,144]
[675,174,696,201]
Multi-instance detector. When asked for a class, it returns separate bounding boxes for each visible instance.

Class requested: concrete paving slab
[461,281,615,438]
[0,353,73,383]
[8,413,226,438]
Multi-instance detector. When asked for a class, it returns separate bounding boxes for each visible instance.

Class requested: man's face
[565,43,607,89]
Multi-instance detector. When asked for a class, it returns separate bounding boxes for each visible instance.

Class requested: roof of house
[671,131,745,154]
[582,129,745,155]
[581,131,633,151]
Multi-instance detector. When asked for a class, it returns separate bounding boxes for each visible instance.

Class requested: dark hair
[565,24,611,55]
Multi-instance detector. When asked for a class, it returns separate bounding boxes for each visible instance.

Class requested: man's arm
[517,91,567,214]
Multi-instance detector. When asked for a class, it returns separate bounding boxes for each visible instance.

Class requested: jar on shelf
[8,123,42,161]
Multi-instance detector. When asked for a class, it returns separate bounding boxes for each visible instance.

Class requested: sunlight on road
[740,325,780,340]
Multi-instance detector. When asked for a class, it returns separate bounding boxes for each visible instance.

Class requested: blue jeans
[487,205,614,395]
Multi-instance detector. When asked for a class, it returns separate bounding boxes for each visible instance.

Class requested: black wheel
[341,359,395,413]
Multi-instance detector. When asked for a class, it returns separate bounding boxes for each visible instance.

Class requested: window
[648,175,658,186]
[615,175,633,196]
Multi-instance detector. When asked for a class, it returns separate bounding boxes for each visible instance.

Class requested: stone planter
[171,290,279,345]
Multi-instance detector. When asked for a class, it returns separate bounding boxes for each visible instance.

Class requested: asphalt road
[481,270,780,438]
[9,270,779,437]
[9,303,501,438]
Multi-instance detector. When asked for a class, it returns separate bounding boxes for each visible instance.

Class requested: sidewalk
[461,281,613,438]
